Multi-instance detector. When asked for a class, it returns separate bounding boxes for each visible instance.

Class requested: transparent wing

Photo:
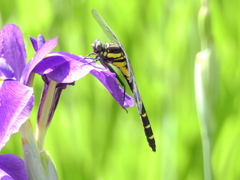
[131,75,144,112]
[121,48,143,111]
[92,9,119,44]
[92,9,143,112]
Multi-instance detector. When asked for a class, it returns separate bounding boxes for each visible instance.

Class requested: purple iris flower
[0,24,134,179]
[0,25,60,150]
[0,24,34,150]
[0,25,47,180]
[0,25,60,179]
[30,35,134,149]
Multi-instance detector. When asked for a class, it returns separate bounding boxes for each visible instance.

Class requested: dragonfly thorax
[92,40,125,62]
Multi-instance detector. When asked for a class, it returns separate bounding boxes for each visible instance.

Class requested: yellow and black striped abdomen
[125,73,156,151]
[140,104,156,151]
[92,39,156,151]
[103,43,156,151]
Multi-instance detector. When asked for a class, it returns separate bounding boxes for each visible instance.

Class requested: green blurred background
[1,0,240,179]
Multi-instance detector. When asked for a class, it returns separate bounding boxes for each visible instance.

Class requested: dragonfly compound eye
[92,39,103,53]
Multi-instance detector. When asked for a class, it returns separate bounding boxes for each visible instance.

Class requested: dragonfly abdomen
[140,105,156,152]
[95,41,156,151]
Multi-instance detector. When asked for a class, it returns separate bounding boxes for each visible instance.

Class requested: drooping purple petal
[90,69,134,108]
[33,53,134,108]
[0,80,34,150]
[0,154,28,180]
[0,58,14,79]
[20,37,58,85]
[0,24,26,81]
[84,58,134,108]
[29,35,46,52]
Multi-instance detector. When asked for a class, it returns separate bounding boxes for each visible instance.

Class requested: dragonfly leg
[83,52,96,60]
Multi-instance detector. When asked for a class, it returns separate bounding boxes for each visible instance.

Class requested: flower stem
[36,79,58,150]
[20,120,48,180]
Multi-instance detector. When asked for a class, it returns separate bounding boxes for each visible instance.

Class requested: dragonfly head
[92,39,103,54]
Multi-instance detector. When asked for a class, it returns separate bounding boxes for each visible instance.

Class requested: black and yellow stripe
[91,9,156,152]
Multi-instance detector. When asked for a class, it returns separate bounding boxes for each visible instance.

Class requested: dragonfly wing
[124,63,143,113]
[92,9,134,83]
[92,9,119,44]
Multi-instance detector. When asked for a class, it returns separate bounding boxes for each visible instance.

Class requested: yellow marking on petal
[148,135,154,139]
[142,113,147,117]
[145,124,151,129]
[0,79,4,82]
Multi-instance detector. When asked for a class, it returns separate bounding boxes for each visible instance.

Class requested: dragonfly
[90,9,156,152]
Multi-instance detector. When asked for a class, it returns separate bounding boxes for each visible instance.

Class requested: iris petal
[33,55,98,83]
[0,24,27,81]
[0,154,28,180]
[30,35,46,52]
[90,69,134,108]
[0,80,33,150]
[29,36,38,52]
[32,53,134,108]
